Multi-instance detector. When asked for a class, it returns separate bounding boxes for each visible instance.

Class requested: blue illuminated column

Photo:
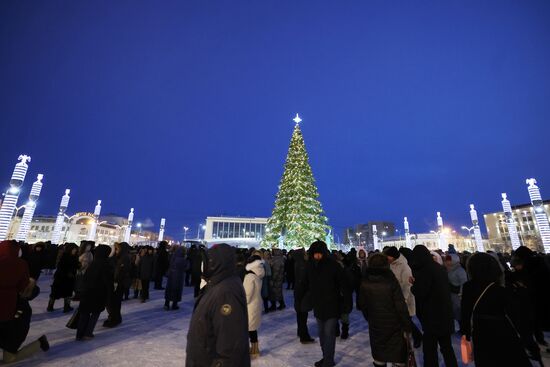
[0,155,31,240]
[501,193,521,250]
[88,200,102,241]
[51,189,71,245]
[124,208,134,243]
[469,204,484,252]
[526,178,550,253]
[158,218,166,241]
[372,224,379,251]
[404,217,412,248]
[15,174,44,242]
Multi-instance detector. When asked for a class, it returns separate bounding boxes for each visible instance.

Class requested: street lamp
[183,226,189,241]
[461,225,474,237]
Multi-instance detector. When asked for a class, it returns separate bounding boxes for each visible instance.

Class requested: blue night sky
[1,1,549,240]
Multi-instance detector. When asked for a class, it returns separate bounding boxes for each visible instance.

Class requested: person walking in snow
[164,246,186,310]
[48,243,79,313]
[77,244,113,341]
[384,246,422,348]
[138,246,154,303]
[444,253,467,329]
[359,253,411,367]
[410,245,457,367]
[268,249,286,311]
[186,243,250,367]
[243,254,265,358]
[300,240,348,367]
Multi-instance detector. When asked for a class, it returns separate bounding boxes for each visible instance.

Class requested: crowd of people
[0,238,549,366]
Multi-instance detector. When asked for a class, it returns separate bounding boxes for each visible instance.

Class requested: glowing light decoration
[15,174,44,242]
[87,200,102,241]
[51,189,71,245]
[436,212,446,250]
[262,114,330,249]
[469,204,484,252]
[372,224,379,251]
[158,218,166,241]
[501,193,521,250]
[124,208,134,242]
[0,155,31,240]
[526,178,550,253]
[404,217,412,248]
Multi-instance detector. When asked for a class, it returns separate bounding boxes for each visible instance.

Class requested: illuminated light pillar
[526,179,550,253]
[88,200,102,241]
[15,174,44,242]
[404,217,412,248]
[437,212,446,250]
[501,193,521,250]
[51,189,71,245]
[124,208,134,243]
[158,218,166,242]
[0,155,31,240]
[372,224,379,251]
[469,204,484,252]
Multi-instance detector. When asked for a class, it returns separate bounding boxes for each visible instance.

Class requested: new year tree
[262,114,330,249]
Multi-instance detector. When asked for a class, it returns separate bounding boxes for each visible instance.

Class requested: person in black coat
[48,243,79,313]
[358,253,411,366]
[186,243,250,367]
[138,246,155,303]
[104,242,131,328]
[77,245,113,340]
[285,251,295,290]
[153,241,170,290]
[292,248,315,343]
[300,240,348,367]
[410,245,457,367]
[460,253,534,367]
[191,245,207,297]
[25,242,45,281]
[164,246,186,310]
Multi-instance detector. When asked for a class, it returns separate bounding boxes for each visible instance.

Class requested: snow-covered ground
[4,274,549,366]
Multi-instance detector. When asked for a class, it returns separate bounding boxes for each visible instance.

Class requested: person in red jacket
[0,240,49,363]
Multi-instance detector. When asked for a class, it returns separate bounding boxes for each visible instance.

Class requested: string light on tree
[262,113,330,249]
[15,174,44,242]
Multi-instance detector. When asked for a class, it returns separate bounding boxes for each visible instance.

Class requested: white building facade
[204,216,268,248]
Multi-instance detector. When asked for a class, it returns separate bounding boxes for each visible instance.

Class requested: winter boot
[47,297,55,312]
[335,321,341,337]
[133,289,139,299]
[249,342,260,358]
[277,301,286,310]
[63,298,73,313]
[171,302,179,310]
[268,302,277,312]
[164,300,170,310]
[341,322,349,339]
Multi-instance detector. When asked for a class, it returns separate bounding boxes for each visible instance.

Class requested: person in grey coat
[185,243,250,367]
[444,253,467,327]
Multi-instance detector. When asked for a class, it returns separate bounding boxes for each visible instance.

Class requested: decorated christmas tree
[262,114,330,249]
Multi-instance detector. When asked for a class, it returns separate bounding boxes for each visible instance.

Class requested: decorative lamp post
[124,208,134,243]
[183,226,189,241]
[501,193,521,250]
[356,232,361,247]
[51,189,71,245]
[88,200,102,241]
[158,218,166,241]
[404,217,412,248]
[526,179,550,253]
[0,155,31,240]
[372,224,379,251]
[469,204,485,252]
[15,174,44,242]
[437,212,446,250]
